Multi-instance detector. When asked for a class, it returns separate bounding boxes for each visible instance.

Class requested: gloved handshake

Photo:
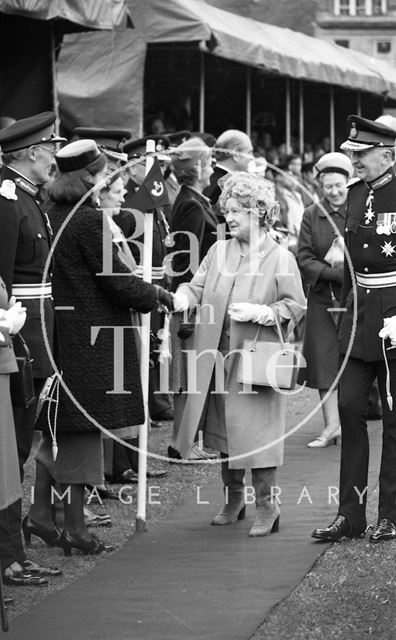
[154,285,174,313]
[379,315,396,347]
[228,302,275,325]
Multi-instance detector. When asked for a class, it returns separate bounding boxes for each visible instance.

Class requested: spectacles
[33,145,56,157]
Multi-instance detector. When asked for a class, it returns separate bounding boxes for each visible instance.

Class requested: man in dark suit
[204,129,253,228]
[0,112,65,585]
[312,115,396,544]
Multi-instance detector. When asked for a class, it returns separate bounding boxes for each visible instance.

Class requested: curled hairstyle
[170,137,211,186]
[49,153,106,205]
[218,171,280,230]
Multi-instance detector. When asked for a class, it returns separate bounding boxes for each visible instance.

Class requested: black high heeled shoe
[59,530,114,557]
[22,515,62,547]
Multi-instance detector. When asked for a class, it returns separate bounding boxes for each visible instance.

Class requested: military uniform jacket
[0,166,54,377]
[339,169,396,361]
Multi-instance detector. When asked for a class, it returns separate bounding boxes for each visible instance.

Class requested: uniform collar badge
[370,171,393,191]
[14,176,39,197]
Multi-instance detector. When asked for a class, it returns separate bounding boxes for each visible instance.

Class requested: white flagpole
[135,140,155,532]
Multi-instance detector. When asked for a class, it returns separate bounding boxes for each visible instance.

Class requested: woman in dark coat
[25,140,172,555]
[167,138,219,458]
[297,152,353,448]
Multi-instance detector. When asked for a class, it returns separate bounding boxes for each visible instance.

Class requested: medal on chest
[380,240,396,257]
[364,189,375,224]
[376,212,396,236]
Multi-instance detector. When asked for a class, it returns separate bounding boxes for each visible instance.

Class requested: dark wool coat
[169,185,218,291]
[43,203,158,434]
[339,169,396,361]
[296,198,345,389]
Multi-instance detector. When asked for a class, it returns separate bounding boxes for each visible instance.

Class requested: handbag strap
[13,332,32,360]
[251,309,286,352]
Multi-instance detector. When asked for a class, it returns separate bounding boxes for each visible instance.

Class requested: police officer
[0,111,65,584]
[312,115,396,543]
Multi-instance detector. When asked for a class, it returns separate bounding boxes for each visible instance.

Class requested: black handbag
[10,333,36,408]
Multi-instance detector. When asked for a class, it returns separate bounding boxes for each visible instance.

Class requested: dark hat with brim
[123,134,171,160]
[0,111,66,153]
[55,139,104,172]
[341,114,396,152]
[166,130,191,147]
[74,127,130,151]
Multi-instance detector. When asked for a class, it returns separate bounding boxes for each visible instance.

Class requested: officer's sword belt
[356,271,396,288]
[12,282,52,299]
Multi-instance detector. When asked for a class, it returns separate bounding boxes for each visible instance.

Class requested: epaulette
[347,177,362,189]
[13,175,39,197]
[0,179,18,201]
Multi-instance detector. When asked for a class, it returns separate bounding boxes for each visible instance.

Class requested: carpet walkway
[6,405,382,640]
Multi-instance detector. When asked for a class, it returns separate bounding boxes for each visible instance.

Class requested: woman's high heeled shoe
[307,425,342,448]
[59,530,114,557]
[22,515,61,547]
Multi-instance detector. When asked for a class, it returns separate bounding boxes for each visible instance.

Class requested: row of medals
[365,191,396,235]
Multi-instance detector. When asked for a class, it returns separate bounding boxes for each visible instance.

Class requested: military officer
[0,112,65,585]
[312,115,396,544]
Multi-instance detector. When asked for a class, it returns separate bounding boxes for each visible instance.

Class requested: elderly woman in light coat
[172,172,306,537]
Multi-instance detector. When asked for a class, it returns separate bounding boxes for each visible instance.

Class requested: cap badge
[350,123,358,139]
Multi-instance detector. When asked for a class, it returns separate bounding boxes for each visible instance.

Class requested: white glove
[5,300,27,334]
[379,315,396,346]
[173,290,190,313]
[228,303,275,325]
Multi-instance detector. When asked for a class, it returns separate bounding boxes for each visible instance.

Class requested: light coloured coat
[0,277,21,509]
[174,236,306,469]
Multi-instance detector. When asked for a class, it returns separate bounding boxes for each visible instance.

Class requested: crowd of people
[1,109,396,606]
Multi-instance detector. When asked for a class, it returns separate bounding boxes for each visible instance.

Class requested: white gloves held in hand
[228,302,275,325]
[172,290,190,313]
[379,315,396,347]
[0,297,27,336]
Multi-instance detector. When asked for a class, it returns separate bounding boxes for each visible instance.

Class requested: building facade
[315,0,396,65]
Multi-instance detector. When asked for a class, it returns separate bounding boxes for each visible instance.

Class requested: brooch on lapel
[0,179,17,200]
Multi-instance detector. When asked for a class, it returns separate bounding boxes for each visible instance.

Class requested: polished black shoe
[311,515,360,542]
[369,518,396,543]
[60,530,114,556]
[22,515,61,547]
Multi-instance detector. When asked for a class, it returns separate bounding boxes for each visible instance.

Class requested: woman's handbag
[10,332,36,408]
[237,312,299,390]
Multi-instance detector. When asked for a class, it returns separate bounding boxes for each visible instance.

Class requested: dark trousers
[0,378,44,571]
[112,438,139,477]
[338,357,396,532]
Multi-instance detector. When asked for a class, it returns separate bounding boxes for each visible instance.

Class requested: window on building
[377,41,391,53]
[356,0,366,14]
[335,39,350,47]
[373,0,387,14]
[339,0,351,15]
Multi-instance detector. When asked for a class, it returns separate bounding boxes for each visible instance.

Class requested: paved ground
[5,393,382,640]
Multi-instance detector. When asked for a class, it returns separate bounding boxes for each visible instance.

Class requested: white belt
[356,271,396,288]
[134,266,165,281]
[12,282,52,299]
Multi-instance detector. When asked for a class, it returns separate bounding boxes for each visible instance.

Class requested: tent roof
[0,0,128,30]
[129,0,396,97]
